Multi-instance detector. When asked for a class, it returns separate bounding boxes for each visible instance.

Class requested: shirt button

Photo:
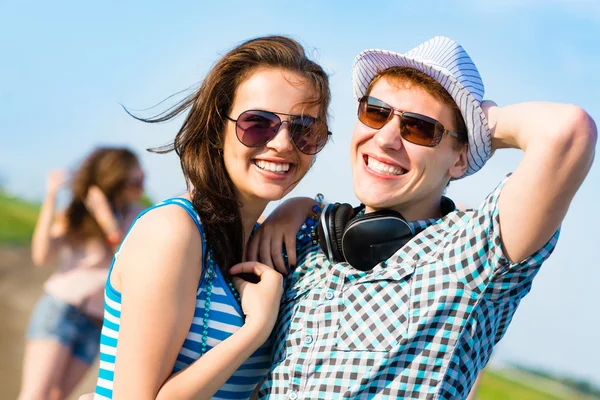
[325,291,334,300]
[304,335,313,345]
[288,390,298,400]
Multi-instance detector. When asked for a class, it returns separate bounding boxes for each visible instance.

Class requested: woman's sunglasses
[358,96,460,147]
[226,110,331,155]
[126,177,144,190]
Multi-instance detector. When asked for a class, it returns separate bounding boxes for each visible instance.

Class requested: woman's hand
[31,170,69,266]
[246,197,317,274]
[230,262,284,341]
[46,169,69,195]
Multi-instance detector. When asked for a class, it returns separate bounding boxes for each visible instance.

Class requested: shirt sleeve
[479,175,560,302]
[440,174,560,302]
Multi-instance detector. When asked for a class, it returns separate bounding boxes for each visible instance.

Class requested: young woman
[20,147,144,400]
[92,36,331,399]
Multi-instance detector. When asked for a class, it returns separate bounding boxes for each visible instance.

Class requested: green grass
[0,192,40,244]
[478,370,584,400]
[139,194,154,208]
[0,191,156,245]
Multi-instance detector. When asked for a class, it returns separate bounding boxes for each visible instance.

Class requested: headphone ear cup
[330,203,355,263]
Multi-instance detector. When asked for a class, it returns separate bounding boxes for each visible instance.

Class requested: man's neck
[365,197,445,221]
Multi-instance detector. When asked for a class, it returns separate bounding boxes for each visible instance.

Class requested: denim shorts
[27,292,101,365]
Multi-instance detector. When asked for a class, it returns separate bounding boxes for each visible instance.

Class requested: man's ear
[448,145,468,179]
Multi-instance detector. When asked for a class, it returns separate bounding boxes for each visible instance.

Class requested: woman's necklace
[200,249,241,356]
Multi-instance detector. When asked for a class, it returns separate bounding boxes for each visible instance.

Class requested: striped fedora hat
[352,36,491,177]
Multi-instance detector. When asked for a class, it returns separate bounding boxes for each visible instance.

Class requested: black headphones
[318,197,456,271]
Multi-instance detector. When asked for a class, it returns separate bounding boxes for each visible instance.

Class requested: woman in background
[19,147,144,400]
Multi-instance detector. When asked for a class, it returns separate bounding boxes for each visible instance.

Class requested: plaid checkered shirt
[258,177,560,399]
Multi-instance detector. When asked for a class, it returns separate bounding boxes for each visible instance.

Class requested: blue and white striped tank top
[94,198,271,400]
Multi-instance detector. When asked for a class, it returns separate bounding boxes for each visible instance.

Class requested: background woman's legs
[19,293,100,400]
[18,339,72,400]
[57,356,93,399]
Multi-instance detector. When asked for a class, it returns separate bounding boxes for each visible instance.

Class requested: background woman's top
[44,211,138,319]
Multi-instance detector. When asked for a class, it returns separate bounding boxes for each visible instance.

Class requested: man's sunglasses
[226,110,331,155]
[358,96,460,147]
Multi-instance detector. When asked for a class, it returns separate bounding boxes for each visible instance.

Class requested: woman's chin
[254,186,296,202]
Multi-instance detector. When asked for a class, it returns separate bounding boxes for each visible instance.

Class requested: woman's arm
[84,185,122,250]
[31,170,68,266]
[156,261,283,400]
[110,205,203,399]
[111,206,282,400]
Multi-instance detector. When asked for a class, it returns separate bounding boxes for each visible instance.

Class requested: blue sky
[2,0,599,385]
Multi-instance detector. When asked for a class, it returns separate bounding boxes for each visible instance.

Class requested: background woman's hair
[137,35,331,274]
[65,147,138,244]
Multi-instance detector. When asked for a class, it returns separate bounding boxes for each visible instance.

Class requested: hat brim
[352,49,492,178]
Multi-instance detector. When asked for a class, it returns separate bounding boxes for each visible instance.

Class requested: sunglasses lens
[126,177,144,189]
[400,114,437,146]
[289,117,329,155]
[357,97,444,147]
[358,97,391,129]
[236,110,280,147]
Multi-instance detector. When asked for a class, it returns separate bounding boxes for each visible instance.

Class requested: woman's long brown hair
[136,35,331,274]
[65,147,139,244]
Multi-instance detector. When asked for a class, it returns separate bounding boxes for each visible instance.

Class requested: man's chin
[356,189,402,210]
[357,197,398,212]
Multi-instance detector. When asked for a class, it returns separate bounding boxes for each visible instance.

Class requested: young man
[252,36,597,399]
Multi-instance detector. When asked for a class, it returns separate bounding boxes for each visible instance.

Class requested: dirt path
[0,246,97,399]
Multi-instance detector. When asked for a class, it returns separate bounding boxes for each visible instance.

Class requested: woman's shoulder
[118,196,204,258]
[115,201,205,281]
[110,200,205,303]
[125,195,196,224]
[135,200,201,240]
